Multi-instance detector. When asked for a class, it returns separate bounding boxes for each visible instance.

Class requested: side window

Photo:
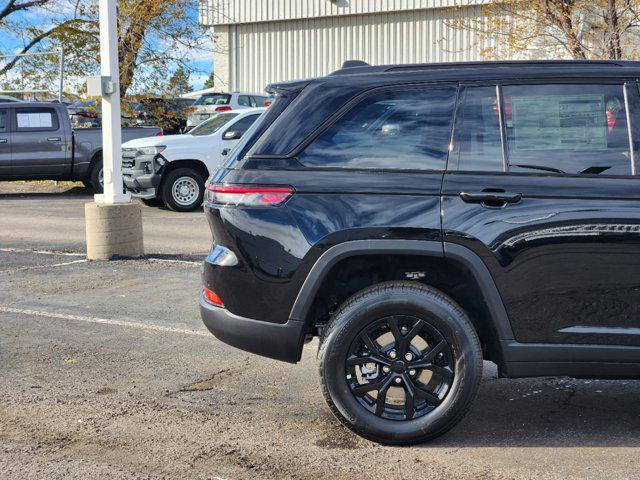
[14,108,59,132]
[0,109,8,133]
[252,96,268,107]
[238,95,251,107]
[454,86,503,171]
[225,114,261,137]
[298,86,457,170]
[503,84,632,175]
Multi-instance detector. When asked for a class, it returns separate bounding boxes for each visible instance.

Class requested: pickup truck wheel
[88,158,104,193]
[161,168,205,212]
[318,281,483,445]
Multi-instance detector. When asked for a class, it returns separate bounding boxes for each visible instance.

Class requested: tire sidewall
[161,168,205,212]
[321,285,482,444]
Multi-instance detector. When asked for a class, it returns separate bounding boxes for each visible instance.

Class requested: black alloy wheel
[318,281,483,445]
[346,315,454,421]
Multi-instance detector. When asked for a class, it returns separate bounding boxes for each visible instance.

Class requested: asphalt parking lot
[2,183,640,480]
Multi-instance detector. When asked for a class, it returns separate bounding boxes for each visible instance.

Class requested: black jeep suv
[200,60,640,444]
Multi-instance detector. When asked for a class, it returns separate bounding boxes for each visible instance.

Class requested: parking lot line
[0,306,209,337]
[0,259,88,274]
[0,247,86,256]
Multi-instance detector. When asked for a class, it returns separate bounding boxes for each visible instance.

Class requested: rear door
[0,107,10,176]
[442,80,640,347]
[11,106,69,178]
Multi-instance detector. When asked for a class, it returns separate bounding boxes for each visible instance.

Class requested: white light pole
[85,0,143,260]
[95,0,129,204]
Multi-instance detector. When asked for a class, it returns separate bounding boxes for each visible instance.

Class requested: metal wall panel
[232,6,492,92]
[200,0,485,26]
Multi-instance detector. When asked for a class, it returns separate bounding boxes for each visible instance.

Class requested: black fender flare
[288,240,514,357]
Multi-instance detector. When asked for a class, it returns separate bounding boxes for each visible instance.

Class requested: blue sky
[1,0,214,94]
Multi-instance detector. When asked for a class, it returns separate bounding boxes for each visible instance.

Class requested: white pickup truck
[122,108,265,211]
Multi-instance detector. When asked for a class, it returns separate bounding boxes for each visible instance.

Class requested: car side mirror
[223,130,243,140]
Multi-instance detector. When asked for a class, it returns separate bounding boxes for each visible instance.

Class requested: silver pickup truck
[0,102,162,191]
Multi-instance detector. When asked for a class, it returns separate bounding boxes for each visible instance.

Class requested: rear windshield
[190,113,238,136]
[194,94,231,106]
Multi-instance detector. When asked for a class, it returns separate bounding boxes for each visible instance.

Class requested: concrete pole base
[85,202,144,260]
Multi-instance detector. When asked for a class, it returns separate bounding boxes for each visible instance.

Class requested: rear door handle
[47,137,62,142]
[460,191,522,206]
[0,138,7,144]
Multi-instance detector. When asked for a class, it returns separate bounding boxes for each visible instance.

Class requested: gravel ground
[1,183,640,479]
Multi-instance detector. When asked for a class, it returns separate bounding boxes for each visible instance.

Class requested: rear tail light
[215,106,232,112]
[203,287,224,307]
[206,183,294,207]
[263,101,272,107]
[155,131,164,136]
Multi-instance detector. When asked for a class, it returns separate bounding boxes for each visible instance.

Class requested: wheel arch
[161,158,210,180]
[289,240,514,363]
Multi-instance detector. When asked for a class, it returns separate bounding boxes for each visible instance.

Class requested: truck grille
[122,148,137,168]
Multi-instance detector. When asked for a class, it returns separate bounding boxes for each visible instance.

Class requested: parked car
[0,102,162,191]
[186,92,269,130]
[133,97,194,134]
[122,108,265,211]
[0,95,23,103]
[199,59,640,445]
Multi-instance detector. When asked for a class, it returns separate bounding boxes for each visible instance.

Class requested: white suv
[122,108,265,211]
[186,92,269,130]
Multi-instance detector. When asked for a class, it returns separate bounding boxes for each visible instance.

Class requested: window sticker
[17,112,54,129]
[511,95,607,152]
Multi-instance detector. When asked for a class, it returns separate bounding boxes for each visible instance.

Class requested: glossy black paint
[203,168,443,324]
[201,61,640,375]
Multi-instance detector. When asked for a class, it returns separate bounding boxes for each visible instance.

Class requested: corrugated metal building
[198,0,496,93]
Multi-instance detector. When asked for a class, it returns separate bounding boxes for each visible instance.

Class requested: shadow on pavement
[424,375,640,448]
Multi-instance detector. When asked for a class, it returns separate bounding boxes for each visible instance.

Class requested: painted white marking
[0,247,200,266]
[0,259,88,274]
[0,306,209,337]
[0,247,85,257]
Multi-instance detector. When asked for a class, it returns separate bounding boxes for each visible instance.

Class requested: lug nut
[405,352,413,361]
[401,326,408,335]
[388,350,397,359]
[409,369,417,376]
[382,366,390,373]
[395,377,402,384]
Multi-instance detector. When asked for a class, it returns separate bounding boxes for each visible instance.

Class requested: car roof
[233,107,267,115]
[329,59,640,76]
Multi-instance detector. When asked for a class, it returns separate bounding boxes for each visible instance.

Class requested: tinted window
[15,108,59,131]
[0,109,7,133]
[195,94,230,106]
[299,86,457,170]
[454,86,503,171]
[190,113,238,136]
[504,84,632,175]
[226,114,261,136]
[238,95,251,107]
[251,96,268,107]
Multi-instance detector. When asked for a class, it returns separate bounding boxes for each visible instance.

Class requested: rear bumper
[199,295,306,363]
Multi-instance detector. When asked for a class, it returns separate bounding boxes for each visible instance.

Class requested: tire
[139,197,163,208]
[82,180,93,190]
[160,168,205,212]
[87,156,104,193]
[318,281,483,445]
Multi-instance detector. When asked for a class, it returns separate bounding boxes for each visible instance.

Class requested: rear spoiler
[266,79,311,96]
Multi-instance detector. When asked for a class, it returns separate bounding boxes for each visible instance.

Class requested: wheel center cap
[180,186,190,195]
[390,361,406,374]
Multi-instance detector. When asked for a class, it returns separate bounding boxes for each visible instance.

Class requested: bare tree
[450,0,640,60]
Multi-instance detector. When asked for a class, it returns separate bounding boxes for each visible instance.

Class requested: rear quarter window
[297,85,457,170]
